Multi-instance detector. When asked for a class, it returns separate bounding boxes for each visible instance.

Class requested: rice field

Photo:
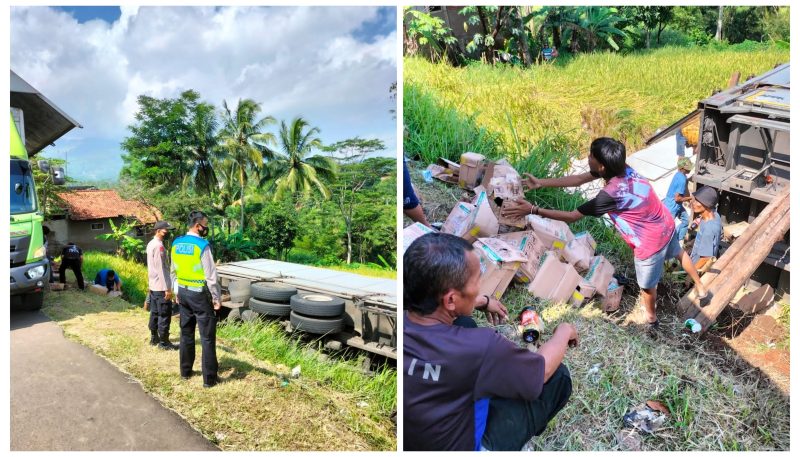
[404,45,789,162]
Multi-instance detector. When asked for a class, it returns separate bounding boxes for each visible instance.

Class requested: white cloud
[11,6,397,180]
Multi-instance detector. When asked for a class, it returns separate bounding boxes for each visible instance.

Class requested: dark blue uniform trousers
[178,287,218,384]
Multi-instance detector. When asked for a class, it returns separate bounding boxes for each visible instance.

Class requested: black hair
[403,233,475,315]
[106,270,116,279]
[589,137,627,180]
[187,210,207,227]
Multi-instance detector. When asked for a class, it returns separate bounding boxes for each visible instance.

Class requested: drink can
[519,306,544,343]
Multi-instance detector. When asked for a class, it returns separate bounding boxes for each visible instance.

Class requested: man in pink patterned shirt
[504,137,709,329]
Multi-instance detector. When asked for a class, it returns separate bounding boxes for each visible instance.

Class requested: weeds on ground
[474,286,789,451]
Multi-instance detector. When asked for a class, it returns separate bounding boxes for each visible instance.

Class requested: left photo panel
[10,5,398,451]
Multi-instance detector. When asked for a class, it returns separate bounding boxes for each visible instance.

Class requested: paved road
[10,310,217,451]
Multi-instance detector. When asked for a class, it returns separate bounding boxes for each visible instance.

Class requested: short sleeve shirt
[577,167,675,260]
[403,313,546,451]
[62,244,83,260]
[691,212,722,264]
[95,269,120,287]
[662,172,688,215]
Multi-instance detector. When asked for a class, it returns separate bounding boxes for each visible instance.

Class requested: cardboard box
[528,251,583,304]
[582,255,615,297]
[561,231,597,272]
[491,173,528,228]
[482,159,520,193]
[473,238,528,300]
[403,222,436,254]
[526,214,575,251]
[425,158,461,185]
[442,192,499,243]
[458,152,486,190]
[602,278,623,312]
[89,284,108,296]
[496,230,548,283]
[49,283,66,291]
[108,291,122,298]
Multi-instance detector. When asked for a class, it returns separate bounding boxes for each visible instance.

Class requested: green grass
[325,263,397,279]
[83,251,149,305]
[405,45,789,157]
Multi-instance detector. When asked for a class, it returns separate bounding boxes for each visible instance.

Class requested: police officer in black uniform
[171,211,221,388]
[59,242,84,290]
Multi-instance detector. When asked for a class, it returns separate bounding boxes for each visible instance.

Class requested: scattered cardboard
[602,278,623,312]
[89,284,108,296]
[473,238,529,300]
[526,214,575,251]
[723,221,750,240]
[49,283,66,291]
[583,255,615,297]
[528,251,583,304]
[426,158,461,185]
[561,231,597,272]
[495,230,548,283]
[458,152,486,190]
[442,191,499,243]
[482,159,519,193]
[403,222,436,254]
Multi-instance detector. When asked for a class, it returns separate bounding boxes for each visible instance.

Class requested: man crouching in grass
[403,233,577,451]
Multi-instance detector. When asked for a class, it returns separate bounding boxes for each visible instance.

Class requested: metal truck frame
[216,259,397,360]
[648,63,789,296]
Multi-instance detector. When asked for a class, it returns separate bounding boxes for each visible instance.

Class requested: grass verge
[42,290,396,450]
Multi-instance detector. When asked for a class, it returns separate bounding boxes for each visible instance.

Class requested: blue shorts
[634,231,683,289]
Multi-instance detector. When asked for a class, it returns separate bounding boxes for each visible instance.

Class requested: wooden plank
[683,209,789,332]
[677,189,789,314]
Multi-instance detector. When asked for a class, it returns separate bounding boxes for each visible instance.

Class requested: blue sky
[11,6,397,182]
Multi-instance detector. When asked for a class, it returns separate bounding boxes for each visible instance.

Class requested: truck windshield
[10,159,38,214]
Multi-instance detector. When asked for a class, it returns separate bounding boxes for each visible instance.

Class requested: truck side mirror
[37,160,51,173]
[52,167,66,186]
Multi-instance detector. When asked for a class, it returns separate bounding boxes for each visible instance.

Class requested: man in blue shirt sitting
[95,268,122,293]
[662,157,694,243]
[690,186,722,271]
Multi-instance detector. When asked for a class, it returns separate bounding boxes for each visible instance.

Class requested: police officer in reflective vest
[171,211,221,388]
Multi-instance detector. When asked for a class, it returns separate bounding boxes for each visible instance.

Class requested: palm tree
[185,102,219,196]
[218,99,276,232]
[258,117,338,201]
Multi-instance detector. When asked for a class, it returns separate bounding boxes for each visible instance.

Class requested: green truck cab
[10,70,80,310]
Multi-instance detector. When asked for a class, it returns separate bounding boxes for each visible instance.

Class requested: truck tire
[249,297,291,317]
[226,307,243,322]
[290,311,343,335]
[250,282,297,303]
[23,292,44,311]
[290,293,345,317]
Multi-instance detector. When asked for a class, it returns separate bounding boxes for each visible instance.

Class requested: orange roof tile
[56,189,162,224]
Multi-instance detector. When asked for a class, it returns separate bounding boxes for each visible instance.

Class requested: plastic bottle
[684,318,702,333]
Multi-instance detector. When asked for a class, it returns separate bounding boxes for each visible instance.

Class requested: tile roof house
[46,189,162,255]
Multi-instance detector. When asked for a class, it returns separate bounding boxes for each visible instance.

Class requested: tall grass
[405,45,789,155]
[217,320,397,416]
[404,83,502,163]
[83,251,149,305]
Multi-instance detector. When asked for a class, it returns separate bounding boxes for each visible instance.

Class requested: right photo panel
[402,5,790,451]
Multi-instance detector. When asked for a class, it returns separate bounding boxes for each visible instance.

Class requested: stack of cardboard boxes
[406,153,622,309]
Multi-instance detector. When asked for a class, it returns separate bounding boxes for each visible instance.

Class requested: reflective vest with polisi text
[171,235,208,287]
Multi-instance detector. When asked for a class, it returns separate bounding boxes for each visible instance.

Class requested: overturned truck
[648,63,790,328]
[216,259,396,361]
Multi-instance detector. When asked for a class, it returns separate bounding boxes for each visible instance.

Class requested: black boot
[158,332,179,351]
[149,331,159,346]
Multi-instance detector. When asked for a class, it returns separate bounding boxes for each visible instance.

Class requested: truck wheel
[289,311,343,335]
[249,297,291,317]
[23,292,44,311]
[250,282,297,303]
[226,307,243,322]
[290,294,345,317]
